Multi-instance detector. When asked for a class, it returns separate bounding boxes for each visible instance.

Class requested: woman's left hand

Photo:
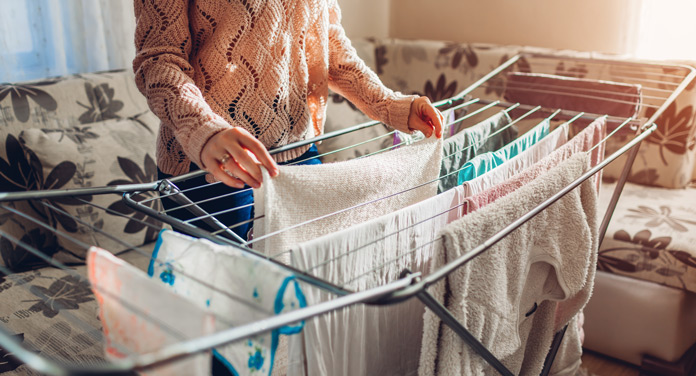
[407,96,444,138]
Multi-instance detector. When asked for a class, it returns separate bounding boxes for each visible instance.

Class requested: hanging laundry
[148,230,307,376]
[420,153,598,376]
[457,118,551,183]
[253,136,442,263]
[395,111,517,193]
[460,120,570,198]
[289,187,463,376]
[87,247,215,376]
[465,116,607,213]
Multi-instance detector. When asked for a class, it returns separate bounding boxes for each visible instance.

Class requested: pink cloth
[88,247,215,375]
[465,116,606,214]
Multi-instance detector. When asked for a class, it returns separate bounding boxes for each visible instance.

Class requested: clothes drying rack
[0,53,693,376]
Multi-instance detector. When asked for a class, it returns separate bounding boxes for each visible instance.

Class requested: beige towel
[253,137,442,262]
[419,152,598,376]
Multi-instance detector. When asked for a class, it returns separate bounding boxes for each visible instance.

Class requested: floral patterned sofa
[0,38,695,374]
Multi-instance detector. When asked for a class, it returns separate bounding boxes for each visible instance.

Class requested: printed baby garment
[149,230,307,376]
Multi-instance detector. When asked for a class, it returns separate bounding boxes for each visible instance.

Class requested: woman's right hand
[201,127,279,189]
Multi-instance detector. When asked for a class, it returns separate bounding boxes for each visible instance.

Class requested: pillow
[18,118,163,264]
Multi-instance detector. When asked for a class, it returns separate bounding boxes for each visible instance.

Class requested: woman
[133,0,444,241]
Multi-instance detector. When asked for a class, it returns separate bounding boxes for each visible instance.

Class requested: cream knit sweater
[133,0,416,176]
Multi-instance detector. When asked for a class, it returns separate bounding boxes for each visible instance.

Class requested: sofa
[0,38,695,375]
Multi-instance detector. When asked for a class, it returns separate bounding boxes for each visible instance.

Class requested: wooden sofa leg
[640,341,696,376]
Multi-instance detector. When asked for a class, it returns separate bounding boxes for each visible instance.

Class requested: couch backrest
[355,38,696,189]
[0,69,162,271]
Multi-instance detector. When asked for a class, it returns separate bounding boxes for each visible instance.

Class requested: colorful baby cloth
[149,230,306,376]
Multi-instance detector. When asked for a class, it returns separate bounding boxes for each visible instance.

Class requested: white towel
[148,230,307,376]
[253,137,443,263]
[87,247,215,376]
[460,121,569,198]
[419,152,598,376]
[290,187,464,376]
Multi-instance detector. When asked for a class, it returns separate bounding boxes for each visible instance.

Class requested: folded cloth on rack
[460,120,569,198]
[419,152,599,376]
[457,118,550,183]
[394,111,517,193]
[148,230,307,376]
[288,186,463,376]
[87,247,215,376]
[504,72,643,119]
[253,136,443,263]
[465,116,607,213]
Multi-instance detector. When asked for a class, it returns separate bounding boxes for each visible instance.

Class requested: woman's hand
[407,96,444,138]
[201,127,279,189]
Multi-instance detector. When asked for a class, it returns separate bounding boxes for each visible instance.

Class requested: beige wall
[389,0,643,55]
[339,0,391,39]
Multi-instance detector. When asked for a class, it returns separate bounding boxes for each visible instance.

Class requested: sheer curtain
[632,0,696,60]
[0,0,135,82]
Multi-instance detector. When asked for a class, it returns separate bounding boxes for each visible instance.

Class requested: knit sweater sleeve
[132,0,231,169]
[326,1,416,132]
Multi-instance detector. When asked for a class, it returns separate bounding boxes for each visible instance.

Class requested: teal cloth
[438,111,517,193]
[396,111,518,193]
[457,118,551,183]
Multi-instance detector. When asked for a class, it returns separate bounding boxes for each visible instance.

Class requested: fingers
[228,147,263,186]
[408,117,437,138]
[201,153,246,189]
[420,99,444,138]
[220,153,260,188]
[239,133,279,177]
[200,128,279,189]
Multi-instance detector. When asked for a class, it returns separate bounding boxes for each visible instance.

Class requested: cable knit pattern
[133,0,416,175]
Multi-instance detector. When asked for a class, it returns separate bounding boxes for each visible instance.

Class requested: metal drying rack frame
[0,53,693,375]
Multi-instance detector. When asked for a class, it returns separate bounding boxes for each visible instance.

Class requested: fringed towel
[253,137,443,263]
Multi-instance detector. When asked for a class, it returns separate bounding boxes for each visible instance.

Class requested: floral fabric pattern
[17,118,162,263]
[0,69,156,271]
[599,181,696,292]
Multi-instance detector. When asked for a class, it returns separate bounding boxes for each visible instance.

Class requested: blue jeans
[157,144,322,242]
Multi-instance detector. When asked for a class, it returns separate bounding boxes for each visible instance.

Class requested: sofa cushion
[15,118,162,264]
[598,181,696,293]
[0,70,157,271]
[0,246,152,375]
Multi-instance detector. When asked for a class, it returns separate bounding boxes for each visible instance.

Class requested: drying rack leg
[158,179,247,245]
[415,289,516,376]
[598,137,643,241]
[539,324,568,376]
